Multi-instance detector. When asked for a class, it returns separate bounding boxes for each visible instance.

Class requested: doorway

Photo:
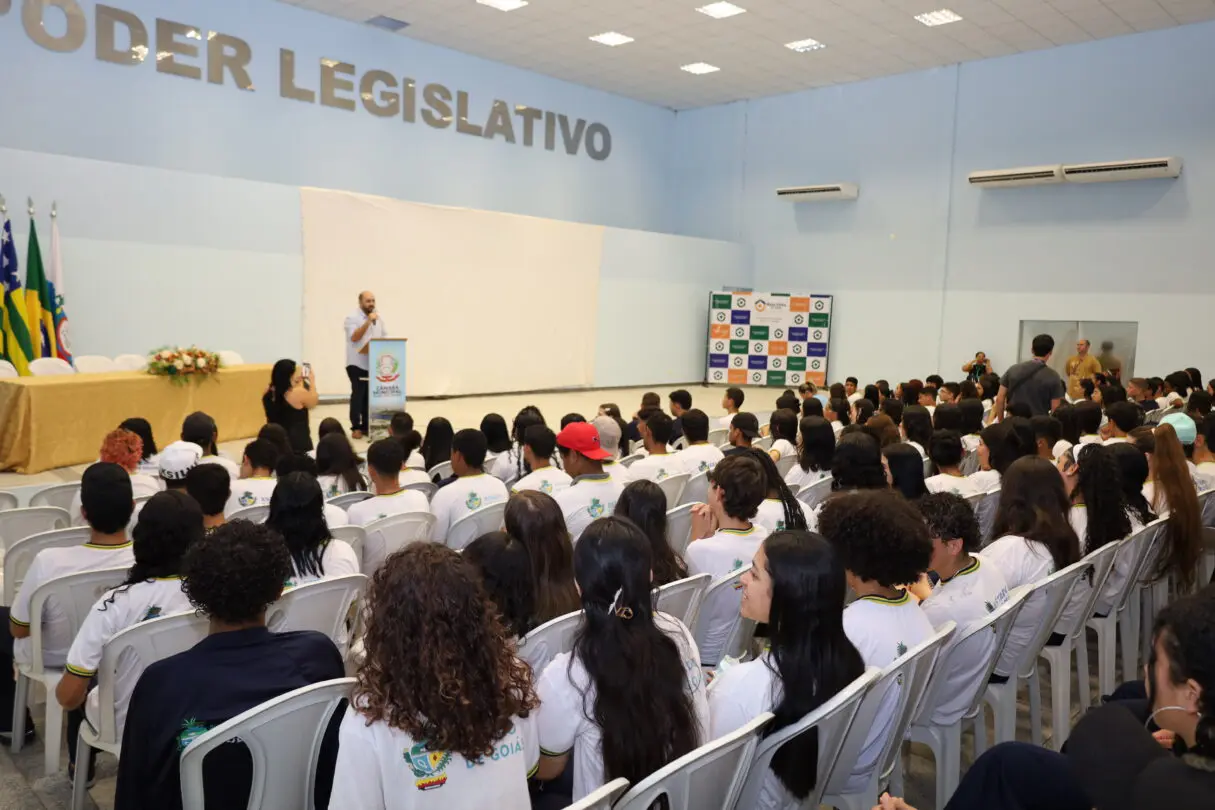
[1017,320,1138,381]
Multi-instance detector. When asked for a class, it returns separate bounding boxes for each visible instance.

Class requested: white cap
[159,440,203,481]
[1052,439,1074,461]
[592,415,622,454]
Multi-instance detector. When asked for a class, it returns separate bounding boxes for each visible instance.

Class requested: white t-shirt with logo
[429,474,510,540]
[510,466,572,496]
[286,540,361,588]
[70,472,162,526]
[708,652,790,810]
[924,473,981,498]
[10,542,135,668]
[199,454,241,481]
[752,498,809,535]
[318,474,367,499]
[536,612,709,803]
[66,577,192,739]
[599,460,633,488]
[347,489,431,527]
[224,477,278,518]
[626,453,682,483]
[785,464,829,490]
[979,535,1056,676]
[919,558,1010,725]
[685,525,769,666]
[331,706,538,810]
[967,470,1001,492]
[676,444,725,476]
[841,594,934,792]
[769,439,796,460]
[553,474,625,542]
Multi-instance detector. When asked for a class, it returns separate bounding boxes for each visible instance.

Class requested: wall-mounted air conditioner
[968,165,1063,188]
[776,183,859,202]
[1061,157,1182,184]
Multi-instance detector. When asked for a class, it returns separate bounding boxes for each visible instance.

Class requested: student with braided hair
[746,448,809,534]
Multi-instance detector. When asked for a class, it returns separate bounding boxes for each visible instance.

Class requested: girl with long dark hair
[534,518,707,803]
[267,472,358,585]
[1059,444,1131,556]
[709,531,866,810]
[315,432,367,497]
[767,409,799,462]
[969,421,1031,492]
[901,405,933,459]
[261,359,317,453]
[851,398,876,427]
[787,416,834,489]
[1098,442,1160,614]
[957,398,985,454]
[505,490,580,624]
[480,413,513,469]
[748,448,809,534]
[490,406,547,483]
[464,531,537,639]
[883,442,928,500]
[614,480,688,587]
[118,417,159,476]
[421,416,455,475]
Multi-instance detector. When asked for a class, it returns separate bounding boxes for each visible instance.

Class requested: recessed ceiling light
[589,31,635,46]
[696,2,747,19]
[785,37,826,52]
[681,62,721,74]
[914,8,963,26]
[477,0,528,11]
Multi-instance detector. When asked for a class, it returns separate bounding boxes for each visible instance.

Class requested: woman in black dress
[262,359,318,453]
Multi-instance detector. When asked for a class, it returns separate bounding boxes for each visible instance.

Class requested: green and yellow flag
[23,218,56,359]
[1,215,34,375]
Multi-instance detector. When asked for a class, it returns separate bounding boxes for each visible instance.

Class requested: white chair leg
[1028,669,1043,747]
[1076,633,1091,711]
[11,674,29,754]
[1121,605,1139,685]
[938,724,962,810]
[43,699,63,776]
[887,745,905,798]
[71,732,92,810]
[1097,621,1116,698]
[1140,589,1154,665]
[1051,649,1071,750]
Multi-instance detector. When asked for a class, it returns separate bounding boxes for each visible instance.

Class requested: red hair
[99,429,143,473]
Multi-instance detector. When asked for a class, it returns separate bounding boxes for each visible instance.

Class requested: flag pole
[27,197,34,217]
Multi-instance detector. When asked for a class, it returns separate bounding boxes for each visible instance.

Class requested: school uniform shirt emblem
[896,641,908,657]
[238,491,257,507]
[141,606,163,622]
[540,480,552,494]
[176,718,212,752]
[588,498,605,518]
[405,743,452,791]
[984,600,996,613]
[776,520,786,531]
[656,469,669,481]
[699,461,710,472]
[466,492,482,510]
[731,559,746,590]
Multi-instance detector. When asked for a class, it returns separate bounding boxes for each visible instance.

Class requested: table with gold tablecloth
[0,366,272,474]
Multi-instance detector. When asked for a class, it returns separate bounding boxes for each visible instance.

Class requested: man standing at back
[343,291,386,439]
[1065,339,1103,401]
[1096,341,1123,382]
[993,334,1066,418]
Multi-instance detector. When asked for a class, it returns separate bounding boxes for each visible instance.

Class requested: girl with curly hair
[334,543,539,809]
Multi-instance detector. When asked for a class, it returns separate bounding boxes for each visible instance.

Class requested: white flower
[174,360,184,370]
[197,357,207,368]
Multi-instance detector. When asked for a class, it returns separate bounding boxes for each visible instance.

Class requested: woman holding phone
[263,359,319,453]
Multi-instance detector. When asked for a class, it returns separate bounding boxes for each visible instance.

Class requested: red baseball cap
[556,422,612,461]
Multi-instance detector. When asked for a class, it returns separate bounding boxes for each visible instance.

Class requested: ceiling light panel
[914,9,963,26]
[589,32,634,46]
[681,62,721,74]
[477,0,528,11]
[785,37,827,52]
[696,2,747,20]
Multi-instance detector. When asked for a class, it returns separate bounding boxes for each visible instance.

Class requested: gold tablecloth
[0,366,272,474]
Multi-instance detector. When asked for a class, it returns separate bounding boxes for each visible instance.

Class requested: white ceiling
[275,0,1215,109]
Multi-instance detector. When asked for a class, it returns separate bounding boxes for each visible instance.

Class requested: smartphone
[302,362,312,379]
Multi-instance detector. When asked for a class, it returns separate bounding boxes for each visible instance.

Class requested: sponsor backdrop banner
[706,291,833,388]
[368,338,408,440]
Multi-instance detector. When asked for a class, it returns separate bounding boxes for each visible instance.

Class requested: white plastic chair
[0,490,17,512]
[179,678,354,810]
[657,473,690,510]
[518,609,582,675]
[774,456,797,477]
[569,778,630,810]
[3,525,90,605]
[1036,540,1122,748]
[619,453,644,469]
[328,526,365,569]
[1199,489,1215,527]
[12,567,129,775]
[672,436,688,451]
[72,355,119,374]
[753,436,773,452]
[975,487,1001,543]
[795,477,834,511]
[361,512,436,574]
[693,565,757,666]
[217,350,245,366]
[72,610,209,810]
[821,622,955,810]
[905,588,1031,809]
[0,505,71,554]
[228,504,270,524]
[29,483,82,512]
[0,360,17,378]
[427,461,453,481]
[665,503,697,557]
[402,481,437,500]
[733,667,880,810]
[654,573,712,628]
[708,428,729,448]
[112,353,148,372]
[679,471,709,507]
[326,492,372,510]
[615,712,773,810]
[959,450,980,476]
[267,574,367,655]
[447,501,507,550]
[28,357,75,376]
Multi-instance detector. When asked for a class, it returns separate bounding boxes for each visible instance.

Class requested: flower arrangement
[146,346,223,385]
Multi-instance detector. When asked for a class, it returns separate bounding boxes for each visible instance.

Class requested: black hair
[990,457,1081,572]
[901,380,923,407]
[884,443,928,500]
[257,423,293,461]
[570,518,700,787]
[746,448,807,531]
[463,531,536,639]
[863,384,880,404]
[560,413,586,428]
[185,464,231,517]
[644,412,674,445]
[929,429,963,469]
[107,491,203,608]
[454,429,489,469]
[853,399,875,425]
[1099,385,1127,406]
[1079,379,1095,401]
[316,433,367,493]
[318,417,345,440]
[389,411,414,437]
[918,492,981,553]
[241,438,280,474]
[829,383,846,401]
[902,405,933,449]
[769,409,799,446]
[681,409,710,444]
[818,490,932,586]
[797,416,835,474]
[480,414,512,455]
[880,398,904,427]
[421,417,455,472]
[830,432,887,491]
[1106,401,1143,434]
[399,429,423,461]
[775,393,800,413]
[669,389,693,411]
[1188,391,1213,417]
[267,472,331,580]
[81,462,135,533]
[979,422,1029,475]
[725,387,745,408]
[523,424,557,461]
[1030,415,1063,448]
[367,438,405,479]
[276,452,320,478]
[707,454,767,520]
[181,520,292,624]
[1149,585,1215,758]
[1074,400,1103,436]
[1031,334,1055,358]
[509,407,548,480]
[1166,371,1192,398]
[1052,403,1081,445]
[959,381,979,400]
[942,382,961,401]
[1185,368,1204,391]
[1070,444,1132,556]
[979,373,1002,402]
[181,411,219,456]
[267,360,296,413]
[932,403,962,431]
[925,374,944,388]
[118,418,157,461]
[802,398,824,418]
[827,398,852,427]
[614,481,688,587]
[760,531,865,799]
[846,376,859,386]
[1007,416,1036,462]
[1108,442,1156,527]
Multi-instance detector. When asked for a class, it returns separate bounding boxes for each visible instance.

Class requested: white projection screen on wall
[300,188,604,398]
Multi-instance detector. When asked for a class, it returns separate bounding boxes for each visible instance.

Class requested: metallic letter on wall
[455,91,483,137]
[585,123,611,161]
[421,83,452,129]
[208,33,253,90]
[483,100,516,144]
[320,59,357,111]
[96,4,147,65]
[515,106,542,147]
[359,70,399,118]
[279,49,315,103]
[23,0,86,53]
[155,18,202,80]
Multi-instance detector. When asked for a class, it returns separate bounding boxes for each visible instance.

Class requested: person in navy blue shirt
[114,520,344,810]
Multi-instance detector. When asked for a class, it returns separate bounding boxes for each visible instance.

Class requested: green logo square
[766,371,787,386]
[786,357,807,371]
[711,294,733,310]
[809,313,830,328]
[749,325,770,340]
[729,340,749,354]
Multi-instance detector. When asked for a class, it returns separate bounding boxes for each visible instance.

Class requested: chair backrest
[665,503,697,557]
[180,678,354,810]
[2,525,90,604]
[0,490,17,511]
[402,481,437,500]
[654,573,713,628]
[824,622,957,796]
[326,491,373,510]
[266,575,367,652]
[1061,540,1124,640]
[0,359,17,378]
[975,487,1001,543]
[361,512,436,573]
[568,778,630,810]
[1012,558,1092,679]
[795,476,834,510]
[614,712,773,810]
[753,436,773,451]
[327,526,365,569]
[25,567,129,677]
[29,482,82,511]
[774,455,797,477]
[1116,518,1170,614]
[447,502,507,550]
[427,461,453,481]
[217,350,245,366]
[518,610,582,674]
[735,667,881,810]
[1199,489,1215,529]
[93,610,210,745]
[693,565,757,663]
[959,450,980,476]
[29,357,75,376]
[708,428,729,447]
[672,436,688,451]
[680,471,709,507]
[228,504,270,524]
[112,353,148,371]
[73,355,119,374]
[619,453,644,469]
[0,505,70,552]
[658,473,691,510]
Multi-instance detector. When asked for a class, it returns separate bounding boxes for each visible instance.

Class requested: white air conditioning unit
[1061,156,1182,184]
[776,183,859,202]
[968,165,1063,188]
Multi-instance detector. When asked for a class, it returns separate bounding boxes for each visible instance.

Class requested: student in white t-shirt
[590,416,633,487]
[181,411,241,480]
[490,408,547,485]
[968,421,1029,493]
[824,397,849,439]
[817,489,934,792]
[901,405,933,461]
[387,412,428,471]
[1104,443,1159,613]
[71,428,163,526]
[315,433,368,499]
[1074,400,1104,447]
[428,430,510,542]
[347,440,431,569]
[223,439,281,517]
[845,377,862,404]
[481,413,514,479]
[766,409,798,464]
[56,490,201,775]
[686,453,770,665]
[924,429,980,497]
[674,409,725,477]
[716,386,744,431]
[510,425,572,496]
[332,543,539,810]
[614,481,690,588]
[268,473,360,588]
[553,422,626,542]
[627,412,682,483]
[1030,414,1064,462]
[274,452,352,530]
[958,398,985,455]
[2,463,136,742]
[1102,401,1141,447]
[709,531,866,810]
[784,415,834,490]
[535,518,709,805]
[746,448,810,535]
[908,493,1010,726]
[980,456,1081,678]
[1058,442,1134,621]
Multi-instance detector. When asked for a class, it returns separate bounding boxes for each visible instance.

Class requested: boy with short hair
[717,386,745,430]
[553,422,625,542]
[427,430,508,541]
[511,425,572,495]
[1103,401,1142,444]
[1073,401,1103,445]
[186,464,231,531]
[668,389,692,443]
[924,430,980,497]
[223,439,281,517]
[845,376,861,404]
[628,412,679,482]
[675,409,724,475]
[939,382,961,405]
[346,440,431,566]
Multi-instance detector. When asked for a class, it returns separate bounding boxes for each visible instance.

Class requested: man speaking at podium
[344,290,387,439]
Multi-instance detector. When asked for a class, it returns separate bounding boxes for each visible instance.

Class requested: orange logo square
[790,297,811,312]
[767,341,788,356]
[710,324,730,339]
[807,372,827,386]
[728,369,747,385]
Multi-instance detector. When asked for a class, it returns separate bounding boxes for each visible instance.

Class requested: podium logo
[376,354,401,383]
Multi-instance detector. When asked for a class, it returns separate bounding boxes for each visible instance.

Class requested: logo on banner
[715,311,726,321]
[789,373,802,383]
[734,326,746,338]
[753,342,764,353]
[376,354,400,383]
[754,299,767,312]
[812,360,822,369]
[793,314,805,325]
[714,340,725,352]
[736,297,747,308]
[814,300,825,311]
[774,328,784,339]
[752,371,763,383]
[771,358,783,369]
[733,357,744,367]
[792,344,803,354]
[813,330,823,340]
[713,370,724,381]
